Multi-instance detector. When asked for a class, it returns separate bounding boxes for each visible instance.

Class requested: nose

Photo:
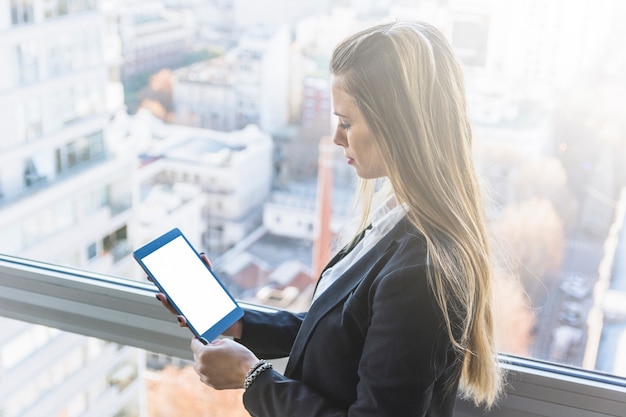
[332,125,346,147]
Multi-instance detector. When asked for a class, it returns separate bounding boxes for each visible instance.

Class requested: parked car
[560,275,592,299]
[550,325,583,361]
[559,301,584,326]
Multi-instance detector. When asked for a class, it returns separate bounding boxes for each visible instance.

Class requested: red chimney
[311,136,334,281]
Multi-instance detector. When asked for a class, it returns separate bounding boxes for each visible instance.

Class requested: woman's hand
[191,337,258,390]
[154,292,187,325]
[153,252,243,339]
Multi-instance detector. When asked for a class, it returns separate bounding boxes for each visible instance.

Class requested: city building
[172,56,237,131]
[447,0,614,124]
[0,2,144,416]
[208,137,352,310]
[233,23,291,133]
[108,111,274,261]
[586,188,626,377]
[104,0,194,83]
[232,0,330,33]
[1,321,145,417]
[0,1,625,416]
[102,0,195,117]
[172,23,290,134]
[284,8,370,181]
[171,0,238,49]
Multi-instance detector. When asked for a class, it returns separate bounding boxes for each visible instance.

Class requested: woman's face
[331,75,387,179]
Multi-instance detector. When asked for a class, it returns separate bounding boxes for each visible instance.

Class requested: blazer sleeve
[239,308,306,359]
[242,265,456,417]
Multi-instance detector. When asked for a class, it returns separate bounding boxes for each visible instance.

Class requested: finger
[191,337,206,355]
[199,252,212,269]
[155,293,180,316]
[155,292,172,308]
[177,315,188,327]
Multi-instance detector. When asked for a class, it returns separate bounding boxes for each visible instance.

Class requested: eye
[338,120,351,131]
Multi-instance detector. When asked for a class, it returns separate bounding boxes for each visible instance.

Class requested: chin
[355,167,387,180]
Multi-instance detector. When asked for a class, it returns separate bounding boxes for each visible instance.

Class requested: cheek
[365,137,387,173]
[360,133,380,159]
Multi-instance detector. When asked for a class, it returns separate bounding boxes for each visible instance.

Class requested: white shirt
[312,195,408,302]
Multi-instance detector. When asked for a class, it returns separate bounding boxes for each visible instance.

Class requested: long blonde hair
[330,21,503,407]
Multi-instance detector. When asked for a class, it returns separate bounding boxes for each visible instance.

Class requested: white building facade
[103,0,194,82]
[0,2,145,417]
[116,115,274,258]
[172,24,290,134]
[172,57,237,131]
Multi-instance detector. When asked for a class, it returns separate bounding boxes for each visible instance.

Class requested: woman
[157,20,503,416]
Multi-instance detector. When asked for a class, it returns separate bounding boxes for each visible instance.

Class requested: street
[530,236,606,365]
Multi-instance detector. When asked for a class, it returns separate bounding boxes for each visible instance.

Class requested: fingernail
[155,294,160,301]
[177,317,183,323]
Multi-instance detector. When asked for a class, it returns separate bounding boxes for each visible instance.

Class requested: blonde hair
[330,21,503,407]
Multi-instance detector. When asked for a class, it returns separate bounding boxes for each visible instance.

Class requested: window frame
[1,254,625,416]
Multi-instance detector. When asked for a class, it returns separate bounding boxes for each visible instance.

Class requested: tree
[138,69,175,123]
[477,144,577,233]
[513,157,578,233]
[491,198,565,305]
[146,365,251,417]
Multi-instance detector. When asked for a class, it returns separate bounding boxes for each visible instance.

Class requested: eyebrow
[333,111,350,119]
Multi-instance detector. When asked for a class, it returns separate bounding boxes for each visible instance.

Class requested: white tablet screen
[141,235,238,336]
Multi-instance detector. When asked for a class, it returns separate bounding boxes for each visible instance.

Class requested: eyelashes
[333,113,351,131]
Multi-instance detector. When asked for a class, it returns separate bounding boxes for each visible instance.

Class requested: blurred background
[0,0,625,415]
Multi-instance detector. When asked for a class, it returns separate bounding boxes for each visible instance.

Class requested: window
[102,226,129,262]
[87,242,97,260]
[0,260,624,416]
[55,131,105,173]
[23,158,45,187]
[16,42,39,85]
[1,324,59,370]
[11,0,34,25]
[17,97,43,142]
[0,1,625,416]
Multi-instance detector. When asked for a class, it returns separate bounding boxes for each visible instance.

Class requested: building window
[87,242,97,260]
[102,225,129,262]
[55,131,105,174]
[11,0,35,25]
[17,97,43,142]
[1,324,59,371]
[23,158,45,187]
[16,42,39,85]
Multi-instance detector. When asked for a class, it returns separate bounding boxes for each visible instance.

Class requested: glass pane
[0,317,143,417]
[0,0,625,397]
[0,317,251,417]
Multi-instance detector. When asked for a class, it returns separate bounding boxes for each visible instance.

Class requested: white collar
[369,194,408,237]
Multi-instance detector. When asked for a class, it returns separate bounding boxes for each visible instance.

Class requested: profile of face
[331,75,387,180]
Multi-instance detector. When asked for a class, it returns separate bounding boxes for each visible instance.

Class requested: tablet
[133,228,243,344]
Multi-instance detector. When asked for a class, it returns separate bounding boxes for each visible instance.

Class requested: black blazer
[240,217,461,416]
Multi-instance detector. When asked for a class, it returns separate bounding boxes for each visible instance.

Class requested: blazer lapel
[284,221,406,376]
[311,225,371,295]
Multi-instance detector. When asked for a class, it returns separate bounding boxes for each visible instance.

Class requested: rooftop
[173,57,234,85]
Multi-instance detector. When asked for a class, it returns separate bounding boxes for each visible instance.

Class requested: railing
[0,254,624,416]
